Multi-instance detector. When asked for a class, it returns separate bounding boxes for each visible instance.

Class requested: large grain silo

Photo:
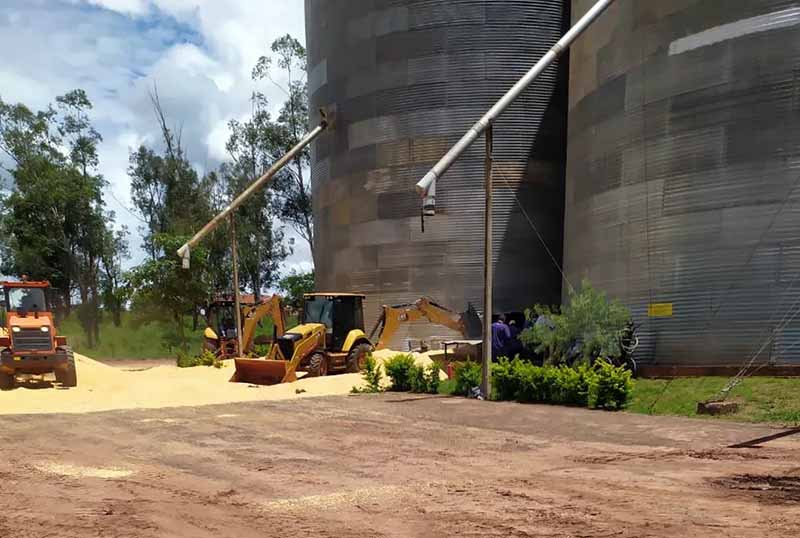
[306,0,570,348]
[564,0,800,368]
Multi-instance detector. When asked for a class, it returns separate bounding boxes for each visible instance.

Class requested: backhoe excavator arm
[241,295,285,354]
[369,297,481,350]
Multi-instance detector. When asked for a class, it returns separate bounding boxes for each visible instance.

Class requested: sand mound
[0,348,449,415]
[0,354,365,415]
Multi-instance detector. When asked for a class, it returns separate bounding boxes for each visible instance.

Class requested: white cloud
[206,119,232,162]
[0,0,309,271]
[83,0,149,15]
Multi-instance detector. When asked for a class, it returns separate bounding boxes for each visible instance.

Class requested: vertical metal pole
[230,215,244,357]
[481,126,493,399]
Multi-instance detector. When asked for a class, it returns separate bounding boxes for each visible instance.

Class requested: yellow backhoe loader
[231,294,481,386]
[203,294,285,359]
[369,297,483,350]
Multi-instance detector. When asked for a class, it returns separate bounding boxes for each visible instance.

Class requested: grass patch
[438,378,457,395]
[439,370,800,424]
[629,377,800,424]
[58,313,204,359]
[59,311,297,360]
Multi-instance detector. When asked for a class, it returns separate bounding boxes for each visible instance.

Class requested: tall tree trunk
[113,304,122,327]
[252,271,261,303]
[176,313,185,351]
[91,280,100,347]
[63,283,72,318]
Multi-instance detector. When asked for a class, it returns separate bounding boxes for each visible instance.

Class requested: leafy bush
[492,357,521,401]
[176,350,195,368]
[406,363,442,394]
[489,357,631,409]
[383,353,416,392]
[520,279,631,365]
[408,364,426,393]
[351,354,384,394]
[454,361,482,396]
[588,359,633,410]
[176,349,223,368]
[552,363,593,406]
[425,363,441,394]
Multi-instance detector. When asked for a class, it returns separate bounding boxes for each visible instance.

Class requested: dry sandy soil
[1,393,798,537]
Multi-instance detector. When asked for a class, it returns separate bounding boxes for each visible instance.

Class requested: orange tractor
[0,279,76,390]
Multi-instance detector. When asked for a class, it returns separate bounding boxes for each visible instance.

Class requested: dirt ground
[1,395,798,537]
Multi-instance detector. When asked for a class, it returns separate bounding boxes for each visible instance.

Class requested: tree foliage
[520,279,632,365]
[220,89,288,298]
[100,227,130,327]
[126,234,211,351]
[251,34,313,258]
[278,270,314,309]
[126,89,218,344]
[129,89,213,260]
[0,90,126,346]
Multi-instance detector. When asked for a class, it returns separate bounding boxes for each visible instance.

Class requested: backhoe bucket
[230,358,298,385]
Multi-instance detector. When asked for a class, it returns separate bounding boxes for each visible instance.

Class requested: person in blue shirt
[491,314,512,360]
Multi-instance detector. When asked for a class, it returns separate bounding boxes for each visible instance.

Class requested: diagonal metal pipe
[414,0,617,201]
[177,118,328,268]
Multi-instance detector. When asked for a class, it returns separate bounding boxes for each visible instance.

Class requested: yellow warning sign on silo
[648,303,673,317]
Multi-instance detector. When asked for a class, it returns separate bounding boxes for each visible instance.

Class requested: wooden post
[230,215,244,357]
[481,125,493,399]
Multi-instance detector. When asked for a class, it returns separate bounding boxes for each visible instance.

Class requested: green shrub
[425,363,441,394]
[351,354,384,394]
[520,279,631,365]
[454,361,482,396]
[588,359,633,410]
[488,357,629,409]
[408,364,427,393]
[492,357,518,400]
[383,353,416,392]
[176,349,222,368]
[551,363,591,406]
[176,350,197,368]
[406,363,442,394]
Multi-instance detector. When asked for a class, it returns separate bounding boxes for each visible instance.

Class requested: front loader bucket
[230,358,298,386]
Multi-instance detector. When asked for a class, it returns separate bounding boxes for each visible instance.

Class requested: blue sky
[0,0,310,273]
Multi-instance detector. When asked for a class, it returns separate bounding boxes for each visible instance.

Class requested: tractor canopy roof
[304,292,365,298]
[210,294,261,306]
[1,280,51,289]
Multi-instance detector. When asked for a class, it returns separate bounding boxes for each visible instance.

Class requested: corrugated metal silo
[564,0,800,367]
[306,0,570,348]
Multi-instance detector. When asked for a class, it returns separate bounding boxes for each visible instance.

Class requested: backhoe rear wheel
[55,347,77,388]
[0,370,14,391]
[346,343,373,373]
[306,352,328,377]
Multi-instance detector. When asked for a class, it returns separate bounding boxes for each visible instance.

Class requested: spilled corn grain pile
[0,349,445,415]
[0,354,362,415]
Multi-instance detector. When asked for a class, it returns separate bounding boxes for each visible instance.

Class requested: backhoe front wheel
[54,347,77,388]
[306,352,328,377]
[0,370,14,391]
[346,343,373,373]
